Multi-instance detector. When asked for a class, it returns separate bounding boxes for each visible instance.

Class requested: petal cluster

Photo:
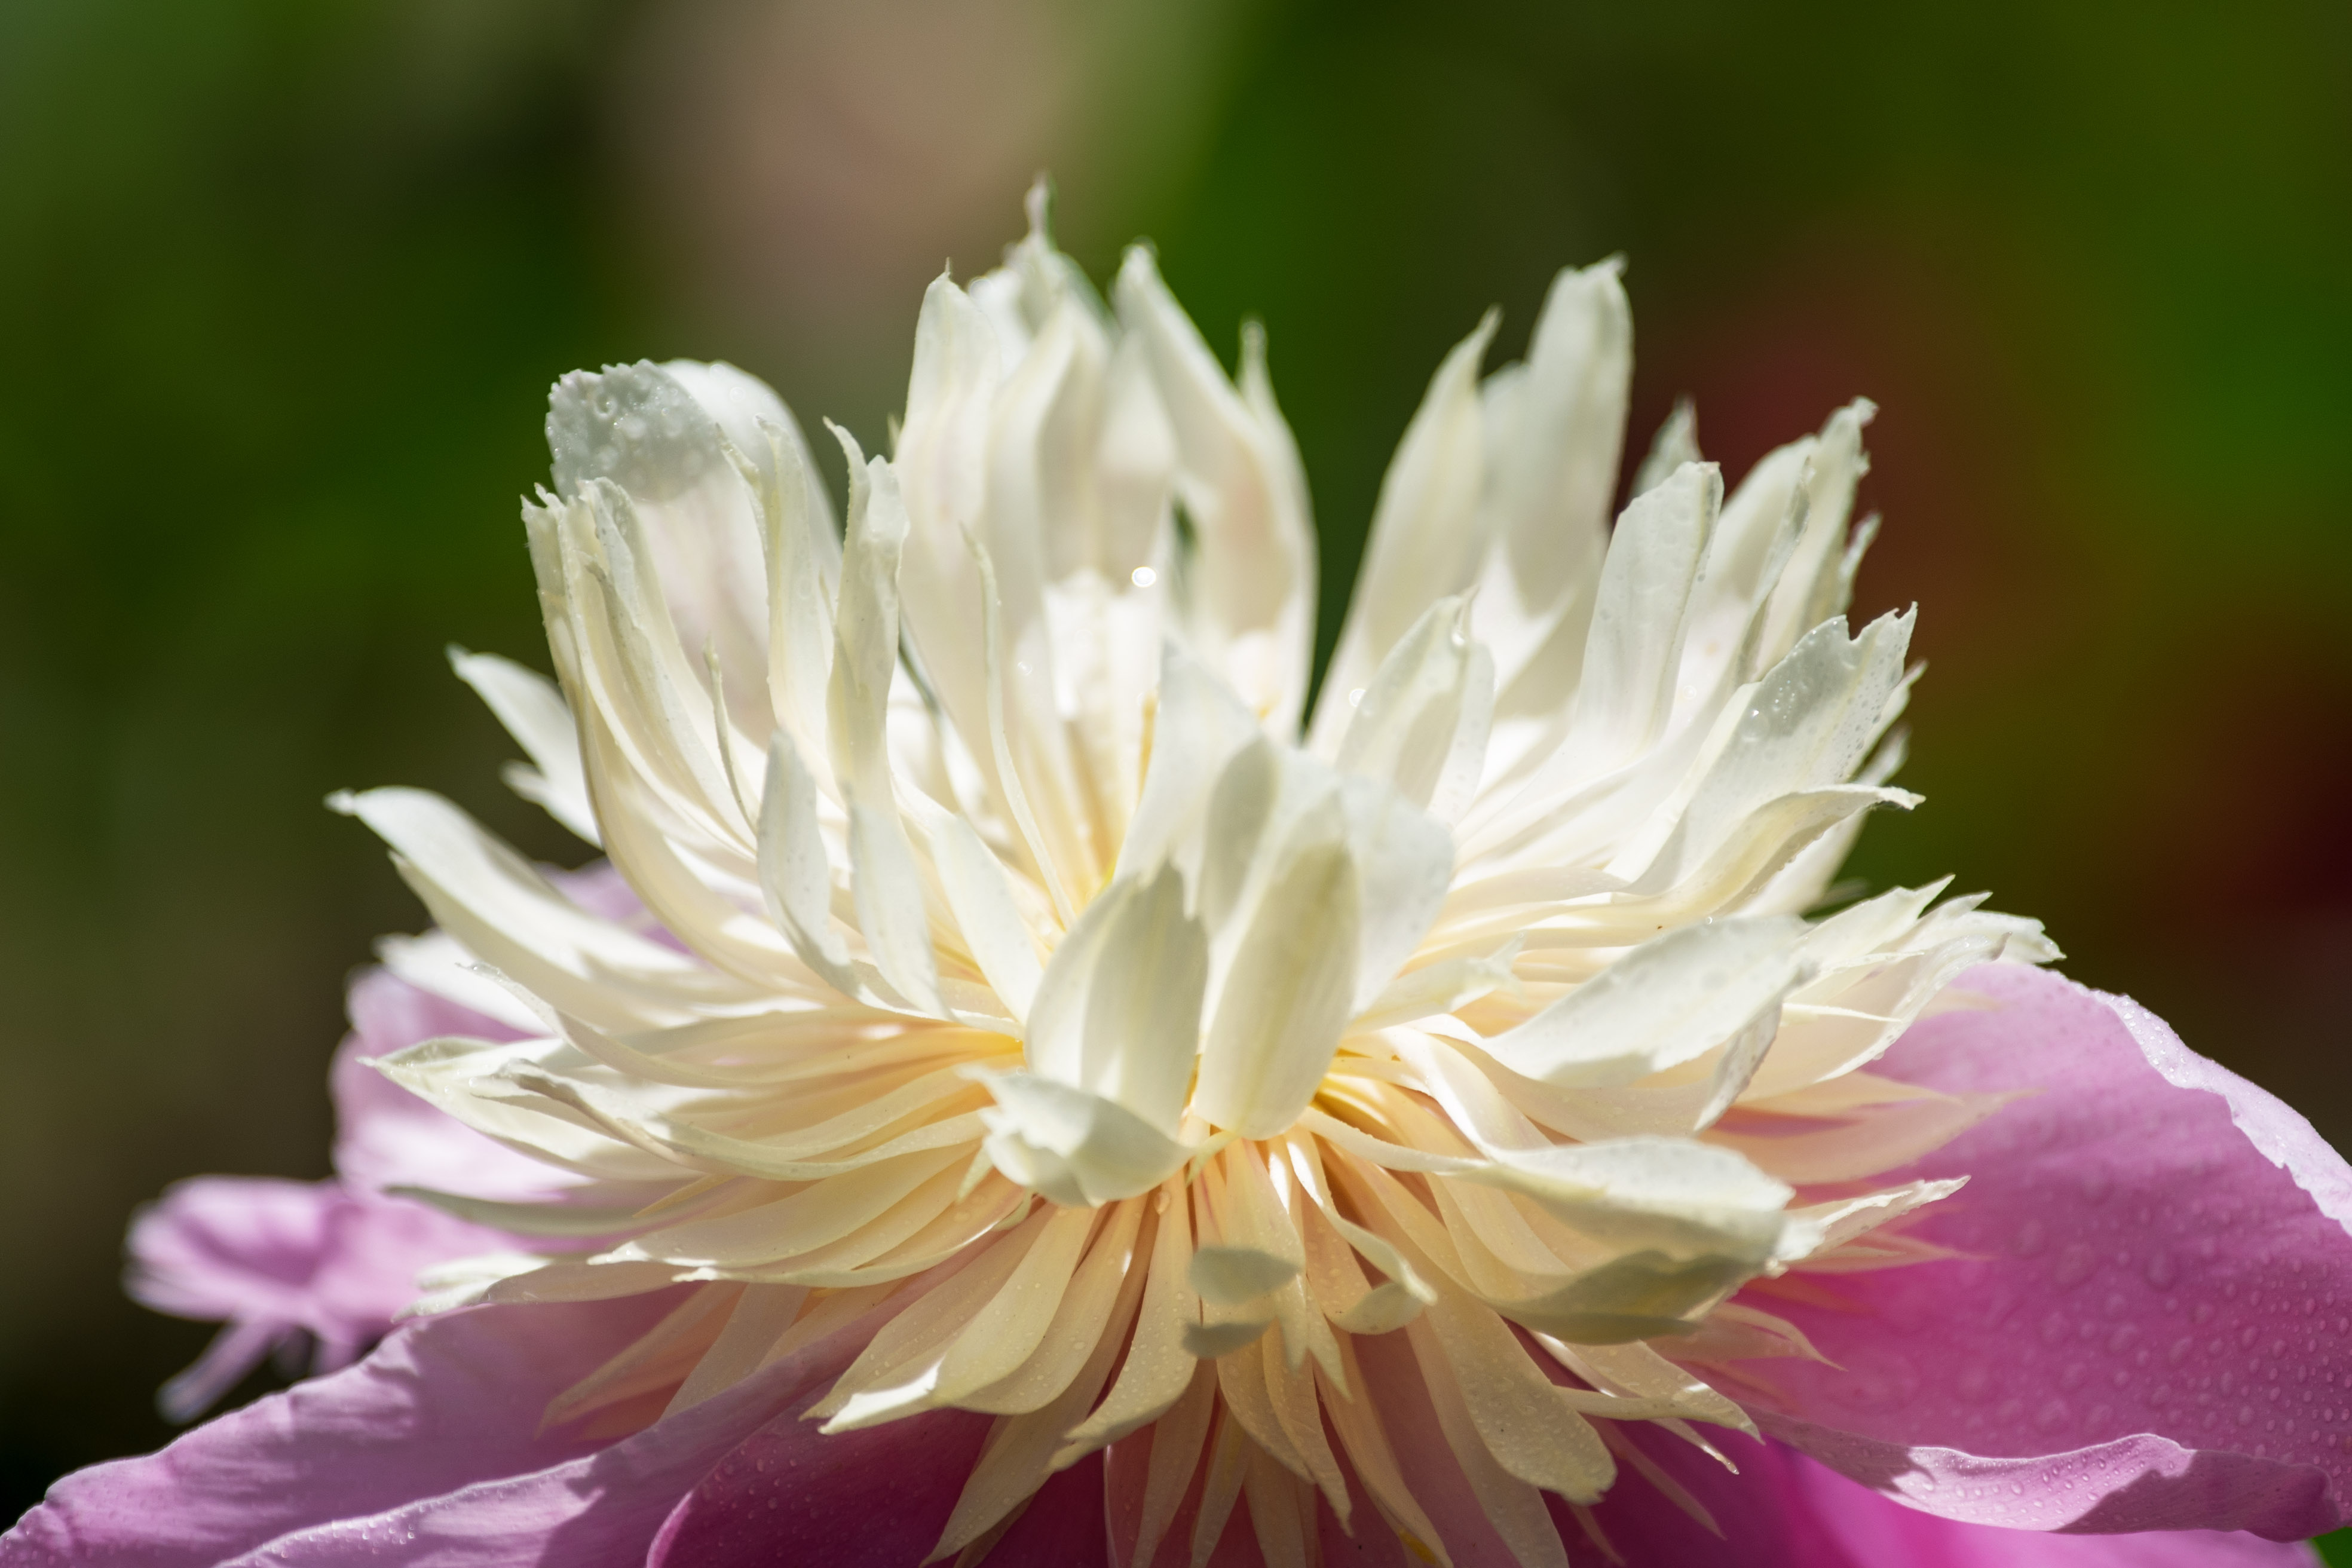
[17,190,2351,1568]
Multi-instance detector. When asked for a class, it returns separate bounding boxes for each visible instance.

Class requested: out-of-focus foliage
[0,0,2344,1521]
[0,0,638,1502]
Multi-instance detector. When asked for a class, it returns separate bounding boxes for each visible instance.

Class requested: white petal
[1485,916,1809,1088]
[1652,610,1913,886]
[1469,259,1632,691]
[1024,862,1205,1131]
[1116,248,1315,733]
[927,814,1046,1022]
[547,361,776,728]
[1335,594,1494,821]
[1333,771,1457,1014]
[1466,1135,1805,1280]
[1562,462,1719,773]
[825,440,945,1016]
[1756,400,1873,666]
[1116,641,1263,881]
[449,648,598,844]
[1189,1245,1301,1307]
[331,786,745,1028]
[1630,397,1699,500]
[1310,314,1496,751]
[974,1071,1190,1206]
[1195,803,1359,1137]
[755,732,859,999]
[733,412,839,787]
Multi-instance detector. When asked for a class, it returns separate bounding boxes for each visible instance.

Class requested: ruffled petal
[1742,963,2352,1541]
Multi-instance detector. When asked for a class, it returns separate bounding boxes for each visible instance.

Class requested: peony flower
[11,188,2350,1567]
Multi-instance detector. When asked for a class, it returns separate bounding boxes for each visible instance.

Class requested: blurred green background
[1,0,2347,1545]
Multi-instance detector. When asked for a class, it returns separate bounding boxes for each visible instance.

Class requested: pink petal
[232,1340,875,1567]
[647,1404,993,1567]
[1775,1435,2320,1566]
[1,1293,685,1567]
[127,1178,349,1325]
[1739,963,2352,1540]
[127,1172,522,1414]
[13,1255,977,1566]
[1579,1426,2319,1566]
[985,1450,1108,1567]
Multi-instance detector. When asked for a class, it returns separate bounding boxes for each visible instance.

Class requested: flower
[12,188,2351,1567]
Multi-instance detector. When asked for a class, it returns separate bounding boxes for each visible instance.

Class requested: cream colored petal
[1401,1313,1572,1568]
[332,786,749,1028]
[825,1202,1093,1429]
[371,1034,680,1183]
[1464,1134,1803,1283]
[926,813,1046,1022]
[930,1208,1150,1560]
[755,731,861,1001]
[1054,1180,1200,1465]
[733,412,839,789]
[958,1197,1143,1414]
[1352,937,1523,1033]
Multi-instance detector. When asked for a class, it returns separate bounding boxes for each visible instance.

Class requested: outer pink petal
[15,1257,978,1566]
[126,1174,516,1417]
[1574,1426,2317,1567]
[127,1177,351,1325]
[0,1293,684,1567]
[1740,963,2352,1540]
[646,1402,994,1567]
[218,1342,871,1567]
[1778,1437,2319,1565]
[220,1281,951,1568]
[986,1451,1110,1567]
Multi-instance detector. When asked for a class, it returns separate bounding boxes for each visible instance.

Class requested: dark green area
[2,0,2346,1542]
